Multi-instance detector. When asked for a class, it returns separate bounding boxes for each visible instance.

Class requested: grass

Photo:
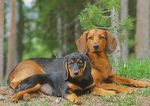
[100,93,142,106]
[83,95,91,100]
[99,87,150,106]
[141,87,150,97]
[115,58,150,79]
[63,103,74,106]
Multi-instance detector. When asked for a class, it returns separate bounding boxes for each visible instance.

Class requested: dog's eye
[68,62,73,65]
[100,36,104,39]
[88,37,92,40]
[78,61,83,65]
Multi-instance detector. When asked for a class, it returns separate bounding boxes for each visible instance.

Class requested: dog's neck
[87,50,111,70]
[76,76,83,82]
[87,50,108,60]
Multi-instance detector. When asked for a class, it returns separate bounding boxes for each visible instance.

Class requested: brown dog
[76,29,150,93]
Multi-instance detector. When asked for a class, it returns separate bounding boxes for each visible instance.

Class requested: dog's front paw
[23,93,31,102]
[11,94,19,103]
[144,82,150,87]
[92,87,117,97]
[66,93,81,104]
[134,81,150,88]
[107,91,117,97]
[130,79,150,88]
[122,88,134,94]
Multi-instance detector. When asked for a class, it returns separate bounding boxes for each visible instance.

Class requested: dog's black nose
[74,71,79,75]
[93,44,99,49]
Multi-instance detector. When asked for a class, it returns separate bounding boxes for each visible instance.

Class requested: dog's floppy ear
[63,55,70,80]
[76,31,89,54]
[83,55,92,80]
[105,31,117,54]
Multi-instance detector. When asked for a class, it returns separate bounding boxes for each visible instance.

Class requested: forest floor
[0,78,150,106]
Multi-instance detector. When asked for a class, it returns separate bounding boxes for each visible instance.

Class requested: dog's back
[29,58,64,73]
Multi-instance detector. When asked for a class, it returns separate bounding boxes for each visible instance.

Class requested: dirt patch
[0,79,150,106]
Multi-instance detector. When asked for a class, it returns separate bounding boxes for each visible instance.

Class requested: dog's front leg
[91,86,116,97]
[62,89,81,105]
[63,83,82,104]
[92,75,133,93]
[108,74,150,88]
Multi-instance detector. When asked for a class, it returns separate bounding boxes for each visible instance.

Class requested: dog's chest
[68,79,94,92]
[90,57,112,79]
[91,58,110,70]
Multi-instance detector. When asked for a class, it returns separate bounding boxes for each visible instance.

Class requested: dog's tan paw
[122,88,134,94]
[129,79,150,88]
[23,93,31,102]
[66,93,81,104]
[92,87,117,97]
[11,95,19,103]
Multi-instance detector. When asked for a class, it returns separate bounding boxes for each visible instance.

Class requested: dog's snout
[93,44,99,49]
[74,71,79,75]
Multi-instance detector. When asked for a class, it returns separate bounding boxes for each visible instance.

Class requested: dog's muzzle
[93,44,99,49]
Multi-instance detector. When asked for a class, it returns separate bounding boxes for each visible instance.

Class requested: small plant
[39,101,49,106]
[24,102,29,106]
[83,95,91,100]
[63,102,74,106]
[34,103,38,106]
[100,97,111,102]
[86,103,94,106]
[142,87,150,97]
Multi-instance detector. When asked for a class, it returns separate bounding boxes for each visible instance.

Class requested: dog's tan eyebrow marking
[71,59,74,63]
[76,59,80,62]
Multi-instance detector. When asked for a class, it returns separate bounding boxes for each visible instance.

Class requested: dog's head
[63,53,91,81]
[76,29,117,54]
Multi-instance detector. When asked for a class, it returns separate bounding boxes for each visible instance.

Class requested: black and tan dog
[11,53,116,104]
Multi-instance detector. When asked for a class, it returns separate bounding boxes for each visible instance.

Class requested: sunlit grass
[100,93,142,106]
[117,58,150,79]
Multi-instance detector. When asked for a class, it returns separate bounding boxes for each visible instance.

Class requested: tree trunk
[135,0,149,59]
[6,0,16,80]
[63,19,68,56]
[111,7,121,71]
[121,0,128,63]
[0,0,4,85]
[56,14,63,58]
[74,18,81,42]
[16,0,24,63]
